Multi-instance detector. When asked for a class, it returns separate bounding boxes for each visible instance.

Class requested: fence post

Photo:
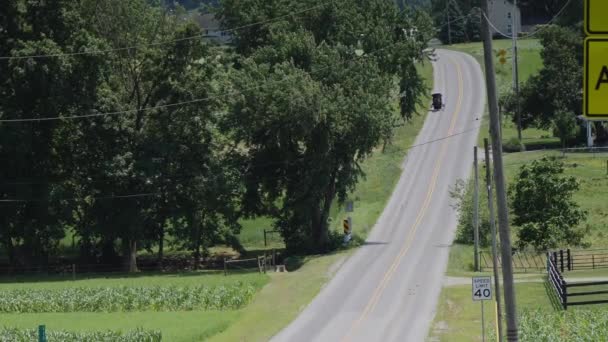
[553,252,558,269]
[561,278,568,310]
[224,258,227,276]
[272,249,276,266]
[72,264,76,281]
[560,250,564,273]
[38,325,46,342]
[257,256,262,274]
[567,249,571,271]
[264,230,267,247]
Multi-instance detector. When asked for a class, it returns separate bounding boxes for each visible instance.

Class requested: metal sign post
[583,0,608,120]
[473,276,493,342]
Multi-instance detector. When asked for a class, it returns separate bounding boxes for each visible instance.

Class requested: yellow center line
[340,56,464,342]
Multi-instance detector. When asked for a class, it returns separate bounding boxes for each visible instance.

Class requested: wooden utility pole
[474,146,480,272]
[484,139,504,342]
[480,1,519,340]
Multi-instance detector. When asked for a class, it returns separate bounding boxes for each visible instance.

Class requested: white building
[194,13,232,44]
[488,0,521,37]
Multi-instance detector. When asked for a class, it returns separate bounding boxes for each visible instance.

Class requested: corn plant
[0,328,161,342]
[0,282,256,313]
[518,309,608,341]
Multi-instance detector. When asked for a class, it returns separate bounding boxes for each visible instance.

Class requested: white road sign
[472,276,492,301]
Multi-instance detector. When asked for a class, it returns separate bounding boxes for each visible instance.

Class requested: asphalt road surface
[271,49,486,342]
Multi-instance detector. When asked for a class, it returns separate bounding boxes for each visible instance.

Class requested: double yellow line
[341,56,465,342]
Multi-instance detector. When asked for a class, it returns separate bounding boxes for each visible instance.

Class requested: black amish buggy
[431,93,444,111]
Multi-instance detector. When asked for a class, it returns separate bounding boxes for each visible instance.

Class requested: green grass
[447,39,560,149]
[430,281,555,342]
[436,151,608,341]
[209,251,350,342]
[503,151,608,247]
[1,311,240,341]
[0,272,268,341]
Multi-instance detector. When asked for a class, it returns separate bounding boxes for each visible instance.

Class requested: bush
[0,283,256,313]
[503,137,526,153]
[450,179,492,247]
[0,328,161,342]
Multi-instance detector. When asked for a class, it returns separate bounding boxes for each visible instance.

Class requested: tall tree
[509,157,587,251]
[220,0,433,251]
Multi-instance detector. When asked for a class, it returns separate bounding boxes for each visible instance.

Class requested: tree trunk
[2,234,15,271]
[157,225,164,270]
[125,239,138,273]
[312,175,337,250]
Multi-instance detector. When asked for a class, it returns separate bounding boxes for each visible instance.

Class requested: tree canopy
[0,0,433,268]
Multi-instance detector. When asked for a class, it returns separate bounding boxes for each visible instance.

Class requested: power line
[0,123,483,200]
[481,0,575,39]
[0,2,329,61]
[0,37,414,123]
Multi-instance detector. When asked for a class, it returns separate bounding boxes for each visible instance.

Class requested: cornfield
[519,308,608,341]
[0,328,161,342]
[0,282,256,313]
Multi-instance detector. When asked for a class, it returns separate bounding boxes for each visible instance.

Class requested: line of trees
[0,0,433,271]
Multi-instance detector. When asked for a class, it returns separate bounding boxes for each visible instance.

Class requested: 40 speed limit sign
[472,276,492,301]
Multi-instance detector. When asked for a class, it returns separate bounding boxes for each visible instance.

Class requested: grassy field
[434,150,608,340]
[447,39,560,149]
[0,272,268,341]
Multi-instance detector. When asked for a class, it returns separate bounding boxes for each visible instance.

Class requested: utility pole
[480,1,519,341]
[484,139,503,342]
[512,0,522,142]
[474,146,480,272]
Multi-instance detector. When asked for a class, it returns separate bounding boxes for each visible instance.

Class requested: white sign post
[473,276,492,342]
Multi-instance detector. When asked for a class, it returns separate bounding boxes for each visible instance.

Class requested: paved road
[272,49,485,342]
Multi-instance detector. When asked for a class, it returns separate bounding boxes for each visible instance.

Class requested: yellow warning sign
[584,38,608,118]
[586,0,608,35]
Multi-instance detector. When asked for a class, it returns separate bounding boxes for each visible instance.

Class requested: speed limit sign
[472,276,492,301]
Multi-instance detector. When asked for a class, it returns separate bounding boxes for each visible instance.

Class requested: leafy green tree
[509,157,587,251]
[552,110,577,149]
[502,25,582,131]
[220,0,432,252]
[0,0,106,268]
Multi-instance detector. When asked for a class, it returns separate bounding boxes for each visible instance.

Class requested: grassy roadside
[432,150,608,340]
[209,251,350,342]
[446,39,559,149]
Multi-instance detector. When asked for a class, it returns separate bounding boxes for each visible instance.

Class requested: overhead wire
[0,120,484,201]
[0,2,330,61]
[0,30,421,123]
[481,0,575,39]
